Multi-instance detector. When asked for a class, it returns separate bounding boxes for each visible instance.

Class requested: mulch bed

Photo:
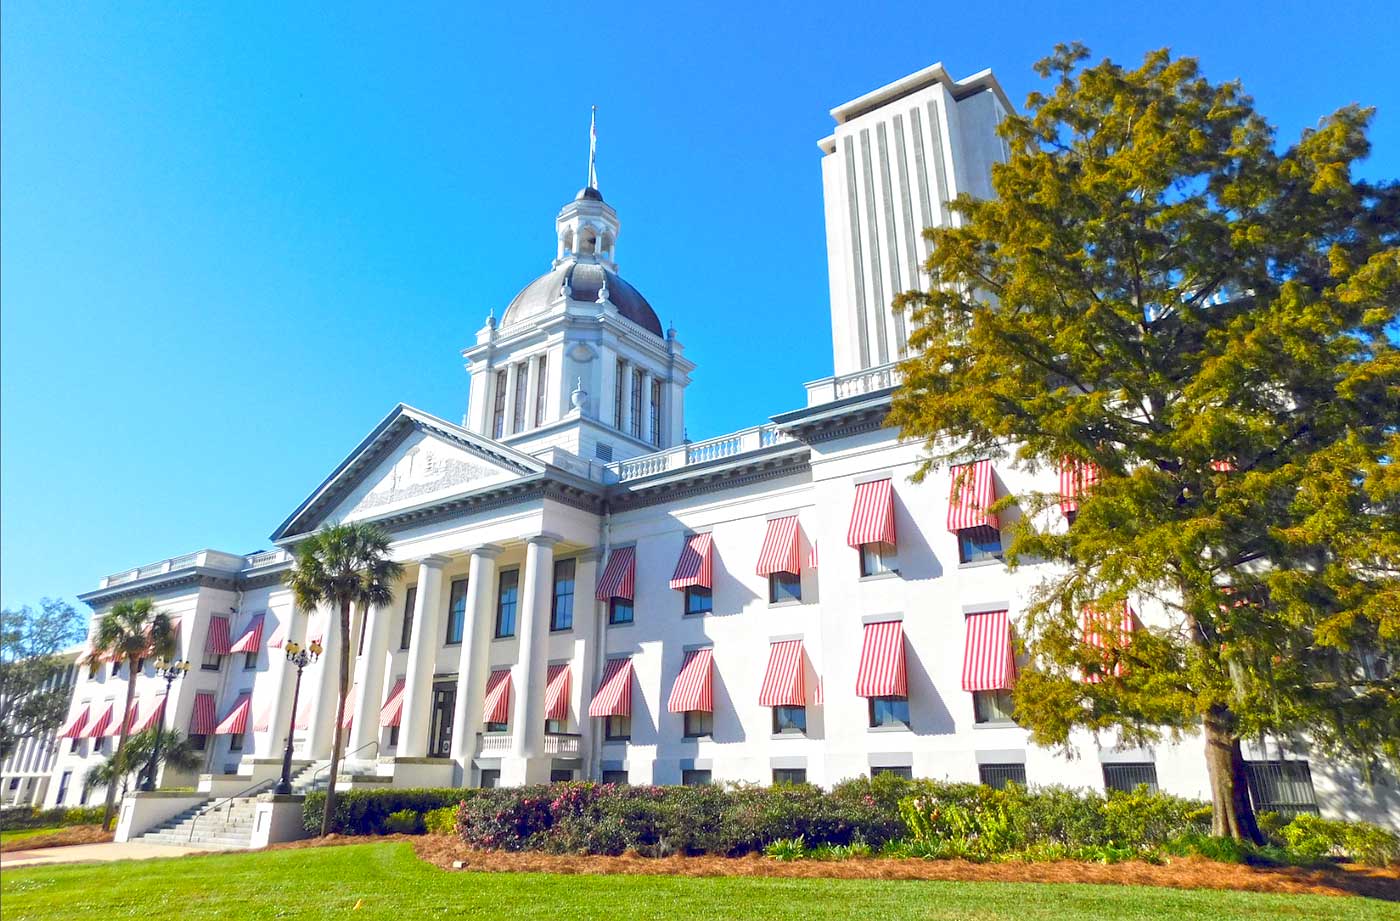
[410,836,1400,901]
[1,826,113,853]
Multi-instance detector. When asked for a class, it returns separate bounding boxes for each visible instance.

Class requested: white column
[306,603,344,759]
[523,357,540,430]
[503,363,520,435]
[348,600,391,756]
[512,534,559,764]
[398,556,451,757]
[620,359,632,434]
[449,545,502,767]
[640,370,653,445]
[256,607,296,760]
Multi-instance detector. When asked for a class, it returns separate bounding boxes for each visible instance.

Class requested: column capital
[469,543,504,561]
[527,532,564,549]
[418,554,453,569]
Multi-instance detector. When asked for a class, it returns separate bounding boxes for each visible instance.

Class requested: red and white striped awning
[588,657,634,718]
[266,621,287,649]
[961,610,1016,692]
[756,516,801,576]
[666,648,714,713]
[309,613,326,646]
[669,533,714,590]
[252,703,272,733]
[293,695,313,730]
[214,693,252,735]
[483,669,512,724]
[83,703,114,738]
[809,540,819,569]
[379,678,407,728]
[544,664,571,722]
[855,620,907,698]
[340,685,357,730]
[228,614,266,654]
[1210,459,1236,472]
[947,460,999,532]
[132,696,167,734]
[847,479,897,548]
[595,546,636,600]
[109,699,141,737]
[758,640,807,707]
[189,692,218,735]
[1081,604,1137,683]
[1058,459,1102,516]
[57,704,91,740]
[204,616,232,656]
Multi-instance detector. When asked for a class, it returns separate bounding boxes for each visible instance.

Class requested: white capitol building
[32,61,1398,831]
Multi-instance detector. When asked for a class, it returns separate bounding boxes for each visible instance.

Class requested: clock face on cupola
[460,109,693,466]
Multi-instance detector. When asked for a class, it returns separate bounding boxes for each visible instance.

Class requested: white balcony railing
[804,361,903,407]
[98,548,269,589]
[543,733,582,756]
[478,733,513,754]
[608,423,795,483]
[244,549,291,569]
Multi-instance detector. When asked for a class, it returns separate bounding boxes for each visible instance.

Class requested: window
[399,586,417,650]
[485,717,508,734]
[229,733,245,753]
[545,718,567,735]
[683,710,712,738]
[511,362,529,434]
[650,379,663,447]
[550,559,575,631]
[446,578,469,644]
[958,526,1004,564]
[8,777,19,791]
[602,770,628,785]
[56,771,72,805]
[492,368,508,438]
[201,649,222,671]
[479,769,501,789]
[242,650,257,671]
[608,597,633,626]
[768,571,801,604]
[189,734,208,751]
[1244,760,1319,817]
[772,706,806,735]
[614,359,626,429]
[630,369,643,438]
[859,541,896,577]
[389,725,400,748]
[79,780,90,805]
[772,768,807,785]
[868,696,910,729]
[872,766,913,780]
[534,354,549,427]
[87,661,100,681]
[550,768,574,783]
[495,570,519,638]
[605,715,631,741]
[973,689,1015,724]
[70,736,82,753]
[1103,763,1159,794]
[978,763,1026,790]
[110,660,121,677]
[684,586,712,616]
[136,657,147,673]
[682,769,712,786]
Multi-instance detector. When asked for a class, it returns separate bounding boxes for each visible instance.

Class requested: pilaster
[398,556,451,757]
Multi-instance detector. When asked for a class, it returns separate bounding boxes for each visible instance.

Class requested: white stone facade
[33,63,1399,828]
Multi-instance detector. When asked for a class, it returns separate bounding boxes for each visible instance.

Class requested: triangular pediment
[272,405,546,540]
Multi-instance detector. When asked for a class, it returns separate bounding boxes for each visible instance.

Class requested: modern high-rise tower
[819,63,1011,375]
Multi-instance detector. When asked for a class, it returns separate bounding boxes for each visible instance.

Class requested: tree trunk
[1203,706,1263,843]
[320,599,352,837]
[102,661,139,831]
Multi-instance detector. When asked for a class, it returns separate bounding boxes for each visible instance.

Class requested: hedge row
[0,806,106,831]
[452,776,1210,856]
[302,788,470,835]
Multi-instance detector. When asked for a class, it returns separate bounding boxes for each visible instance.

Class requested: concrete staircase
[138,793,266,849]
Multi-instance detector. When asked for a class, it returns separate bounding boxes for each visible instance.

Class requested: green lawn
[2,841,1395,921]
[0,826,64,845]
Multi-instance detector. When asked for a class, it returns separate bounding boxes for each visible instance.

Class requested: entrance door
[428,681,456,758]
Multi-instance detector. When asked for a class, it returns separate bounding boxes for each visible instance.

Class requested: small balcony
[803,361,903,407]
[477,733,513,754]
[544,733,582,756]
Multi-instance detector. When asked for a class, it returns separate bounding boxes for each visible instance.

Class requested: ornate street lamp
[275,639,322,795]
[140,657,191,792]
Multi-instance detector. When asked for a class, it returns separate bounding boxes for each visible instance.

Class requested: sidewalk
[1,840,233,868]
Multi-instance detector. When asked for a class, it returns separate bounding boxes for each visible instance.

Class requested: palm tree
[84,727,200,800]
[285,521,401,837]
[93,597,175,829]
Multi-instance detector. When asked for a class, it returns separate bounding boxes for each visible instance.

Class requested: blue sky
[3,1,1397,610]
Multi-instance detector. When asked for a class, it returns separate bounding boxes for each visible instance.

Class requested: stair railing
[305,741,379,791]
[188,777,273,842]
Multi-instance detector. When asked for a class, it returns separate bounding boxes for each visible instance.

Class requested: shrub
[1278,813,1400,867]
[1100,787,1211,847]
[0,806,105,831]
[764,836,808,860]
[302,788,471,835]
[424,806,458,836]
[383,808,425,835]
